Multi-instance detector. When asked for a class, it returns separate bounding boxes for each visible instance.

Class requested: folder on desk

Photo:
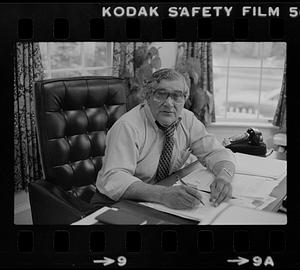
[95,200,198,225]
[95,207,149,225]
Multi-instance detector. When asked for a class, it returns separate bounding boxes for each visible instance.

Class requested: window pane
[258,68,283,120]
[51,70,83,78]
[50,42,82,69]
[84,42,111,67]
[84,68,112,76]
[230,42,261,67]
[213,67,228,118]
[212,42,285,122]
[262,42,286,68]
[212,43,230,66]
[39,42,48,69]
[261,68,284,92]
[226,67,261,119]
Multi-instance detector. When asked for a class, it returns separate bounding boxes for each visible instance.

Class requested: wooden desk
[158,151,286,212]
[72,151,286,225]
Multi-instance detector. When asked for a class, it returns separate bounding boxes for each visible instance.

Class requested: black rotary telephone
[223,128,267,156]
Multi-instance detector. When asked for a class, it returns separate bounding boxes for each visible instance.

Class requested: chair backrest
[34,76,127,191]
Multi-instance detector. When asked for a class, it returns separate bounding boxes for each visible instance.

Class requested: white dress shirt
[96,102,236,201]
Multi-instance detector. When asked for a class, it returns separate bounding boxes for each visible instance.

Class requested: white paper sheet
[71,207,110,225]
[210,205,287,225]
[235,152,287,180]
[228,195,277,210]
[181,168,281,198]
[228,174,280,198]
[181,167,214,190]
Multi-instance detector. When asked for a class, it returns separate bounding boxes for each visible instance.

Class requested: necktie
[155,120,179,182]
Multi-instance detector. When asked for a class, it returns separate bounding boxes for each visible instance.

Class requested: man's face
[148,79,187,126]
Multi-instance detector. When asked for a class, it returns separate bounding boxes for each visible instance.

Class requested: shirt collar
[143,101,159,131]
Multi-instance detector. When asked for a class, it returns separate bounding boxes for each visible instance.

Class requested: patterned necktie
[155,120,180,182]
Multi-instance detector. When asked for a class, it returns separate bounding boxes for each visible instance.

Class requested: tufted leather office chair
[28,76,127,224]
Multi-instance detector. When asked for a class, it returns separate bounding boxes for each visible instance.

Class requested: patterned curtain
[14,42,44,192]
[272,60,286,132]
[175,42,215,126]
[112,42,151,111]
[112,42,135,78]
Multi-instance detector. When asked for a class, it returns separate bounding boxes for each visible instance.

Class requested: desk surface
[158,151,286,212]
[158,160,286,212]
[72,151,286,225]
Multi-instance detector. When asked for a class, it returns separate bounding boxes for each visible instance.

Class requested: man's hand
[210,177,232,207]
[161,185,203,210]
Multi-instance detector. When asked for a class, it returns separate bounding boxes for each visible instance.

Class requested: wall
[151,42,177,68]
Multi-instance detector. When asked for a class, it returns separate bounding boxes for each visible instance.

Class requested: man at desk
[92,68,236,210]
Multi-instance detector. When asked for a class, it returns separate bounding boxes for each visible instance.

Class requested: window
[39,42,113,79]
[213,42,286,122]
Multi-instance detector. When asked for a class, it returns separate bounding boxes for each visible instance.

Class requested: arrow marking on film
[227,256,249,266]
[93,257,115,266]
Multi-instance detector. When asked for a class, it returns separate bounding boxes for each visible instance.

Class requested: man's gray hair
[144,68,189,100]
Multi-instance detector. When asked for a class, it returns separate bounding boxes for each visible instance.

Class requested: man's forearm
[121,181,167,203]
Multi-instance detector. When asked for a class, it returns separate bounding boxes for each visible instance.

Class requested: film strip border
[16,13,290,41]
[1,3,299,41]
[18,16,287,41]
[1,2,300,268]
[10,227,288,267]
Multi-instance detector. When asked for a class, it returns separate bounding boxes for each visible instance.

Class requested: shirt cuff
[212,160,236,183]
[96,171,141,201]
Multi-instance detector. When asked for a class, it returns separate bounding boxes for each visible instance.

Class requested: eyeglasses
[152,89,187,104]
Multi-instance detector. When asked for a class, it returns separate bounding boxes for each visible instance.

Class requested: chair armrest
[28,180,96,224]
[72,184,96,203]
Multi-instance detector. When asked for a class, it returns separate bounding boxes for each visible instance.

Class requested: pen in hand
[176,176,236,202]
[177,176,205,206]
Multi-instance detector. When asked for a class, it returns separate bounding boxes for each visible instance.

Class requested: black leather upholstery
[29,76,127,224]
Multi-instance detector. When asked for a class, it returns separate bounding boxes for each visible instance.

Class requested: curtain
[272,60,286,132]
[175,42,215,126]
[113,42,152,111]
[112,42,136,78]
[14,42,44,192]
